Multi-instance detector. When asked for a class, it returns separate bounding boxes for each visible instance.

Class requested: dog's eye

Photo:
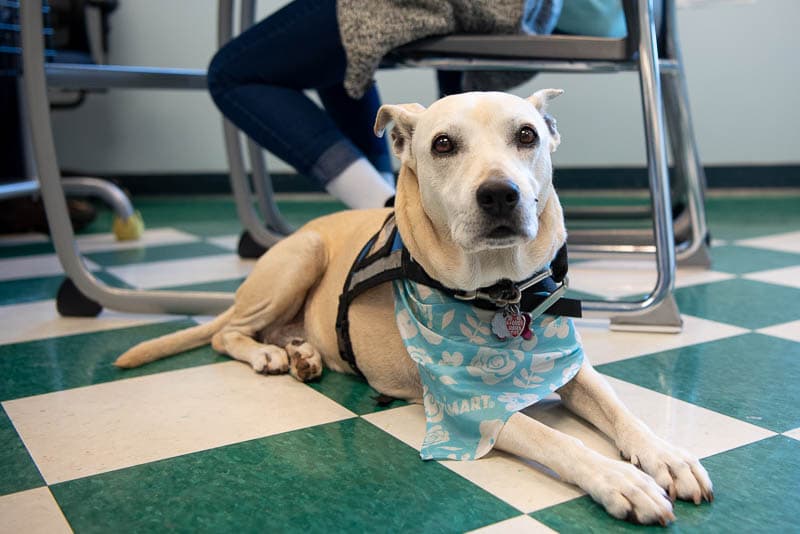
[432,135,454,154]
[518,126,538,146]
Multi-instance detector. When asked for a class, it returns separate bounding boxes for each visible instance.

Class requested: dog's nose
[476,180,520,217]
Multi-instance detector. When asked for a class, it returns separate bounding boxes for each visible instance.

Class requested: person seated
[208,0,626,209]
[207,0,563,209]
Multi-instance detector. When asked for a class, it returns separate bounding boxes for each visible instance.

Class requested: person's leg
[436,70,464,98]
[317,82,393,180]
[207,0,393,208]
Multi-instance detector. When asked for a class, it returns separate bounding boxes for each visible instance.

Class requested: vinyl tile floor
[0,193,798,533]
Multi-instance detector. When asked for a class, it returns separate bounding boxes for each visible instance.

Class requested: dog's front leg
[496,413,675,525]
[557,361,713,504]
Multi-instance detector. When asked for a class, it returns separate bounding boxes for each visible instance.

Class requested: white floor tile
[468,515,556,534]
[568,259,734,298]
[106,254,255,289]
[736,230,800,254]
[0,300,177,345]
[3,362,354,484]
[576,315,748,366]
[206,235,240,252]
[76,228,200,253]
[757,321,800,343]
[783,428,800,441]
[0,233,50,246]
[599,376,776,459]
[365,403,586,513]
[744,265,800,290]
[0,254,99,282]
[0,487,72,534]
[364,376,774,514]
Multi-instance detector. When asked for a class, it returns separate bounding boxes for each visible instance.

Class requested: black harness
[335,213,582,377]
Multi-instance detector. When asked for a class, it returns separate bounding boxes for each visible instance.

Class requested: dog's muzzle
[476,179,520,218]
[475,179,527,240]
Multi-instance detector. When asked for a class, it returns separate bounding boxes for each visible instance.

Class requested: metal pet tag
[491,305,532,340]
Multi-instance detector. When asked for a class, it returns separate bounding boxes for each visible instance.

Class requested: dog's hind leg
[265,326,323,383]
[211,231,327,376]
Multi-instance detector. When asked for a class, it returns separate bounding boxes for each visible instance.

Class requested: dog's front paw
[620,436,713,505]
[583,456,675,526]
[286,339,323,382]
[251,346,289,375]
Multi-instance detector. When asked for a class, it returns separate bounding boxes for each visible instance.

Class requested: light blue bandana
[393,278,585,461]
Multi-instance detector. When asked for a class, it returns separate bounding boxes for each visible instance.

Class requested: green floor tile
[706,195,800,241]
[566,288,603,301]
[709,245,800,275]
[84,241,232,267]
[307,369,407,415]
[51,418,517,533]
[597,333,800,432]
[0,241,54,259]
[674,279,800,330]
[0,320,227,402]
[532,435,799,533]
[0,271,130,306]
[82,196,346,238]
[81,197,241,236]
[0,406,44,496]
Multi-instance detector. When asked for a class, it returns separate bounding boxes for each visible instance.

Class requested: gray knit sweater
[337,0,562,99]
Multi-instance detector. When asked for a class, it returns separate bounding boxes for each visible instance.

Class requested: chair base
[610,294,682,333]
[238,230,269,259]
[57,277,103,317]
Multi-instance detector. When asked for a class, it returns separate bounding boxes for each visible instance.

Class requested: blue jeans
[207,0,391,186]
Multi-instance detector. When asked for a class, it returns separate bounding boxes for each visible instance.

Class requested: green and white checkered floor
[1,193,798,533]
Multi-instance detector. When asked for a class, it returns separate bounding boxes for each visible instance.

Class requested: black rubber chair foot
[56,278,102,317]
[237,231,269,259]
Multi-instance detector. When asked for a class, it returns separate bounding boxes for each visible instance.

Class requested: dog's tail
[114,307,234,368]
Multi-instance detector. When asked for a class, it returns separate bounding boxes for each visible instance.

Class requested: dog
[116,90,712,525]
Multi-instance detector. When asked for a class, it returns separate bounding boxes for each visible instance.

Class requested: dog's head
[375,90,566,289]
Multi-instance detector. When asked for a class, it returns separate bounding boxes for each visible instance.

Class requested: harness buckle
[453,268,554,308]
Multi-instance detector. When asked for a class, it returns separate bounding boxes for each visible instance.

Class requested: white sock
[325,158,396,209]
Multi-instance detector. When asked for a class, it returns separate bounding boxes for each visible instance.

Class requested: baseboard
[69,164,800,196]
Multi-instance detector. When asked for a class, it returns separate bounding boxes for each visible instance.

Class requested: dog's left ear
[527,88,564,112]
[374,103,426,161]
[527,89,564,152]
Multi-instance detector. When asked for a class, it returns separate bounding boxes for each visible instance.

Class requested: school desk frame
[21,0,707,331]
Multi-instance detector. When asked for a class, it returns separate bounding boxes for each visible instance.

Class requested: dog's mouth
[487,225,517,239]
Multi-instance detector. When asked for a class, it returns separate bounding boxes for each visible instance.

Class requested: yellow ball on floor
[112,211,145,241]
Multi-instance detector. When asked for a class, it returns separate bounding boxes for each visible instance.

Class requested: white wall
[50,0,800,175]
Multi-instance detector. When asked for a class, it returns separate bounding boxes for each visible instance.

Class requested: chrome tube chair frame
[222,0,708,332]
[2,4,136,248]
[20,0,232,316]
[21,0,703,331]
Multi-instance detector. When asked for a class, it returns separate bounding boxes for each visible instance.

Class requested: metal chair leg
[661,78,711,267]
[246,138,295,236]
[21,0,232,316]
[661,0,710,269]
[604,0,682,332]
[233,0,294,238]
[217,0,285,251]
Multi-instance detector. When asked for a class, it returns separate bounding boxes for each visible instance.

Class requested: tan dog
[116,91,712,525]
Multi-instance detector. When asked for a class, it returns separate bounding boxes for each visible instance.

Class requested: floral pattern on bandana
[393,278,584,461]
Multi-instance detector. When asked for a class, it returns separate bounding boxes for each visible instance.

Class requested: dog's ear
[527,88,564,113]
[543,113,561,152]
[527,89,563,152]
[374,103,426,160]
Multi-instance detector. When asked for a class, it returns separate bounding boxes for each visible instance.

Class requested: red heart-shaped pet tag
[505,313,525,337]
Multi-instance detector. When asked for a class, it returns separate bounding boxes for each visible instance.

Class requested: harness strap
[335,213,582,377]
